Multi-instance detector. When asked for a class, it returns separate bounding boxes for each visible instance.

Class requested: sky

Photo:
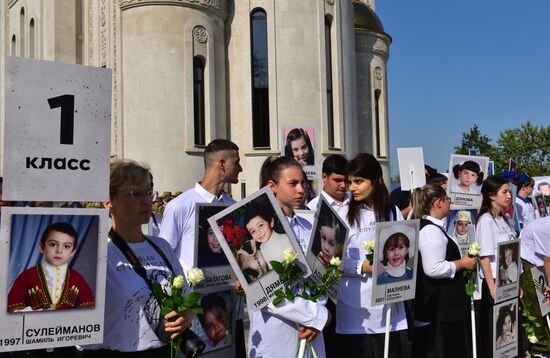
[375,1,550,177]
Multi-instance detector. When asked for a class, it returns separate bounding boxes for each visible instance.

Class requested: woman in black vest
[411,182,477,358]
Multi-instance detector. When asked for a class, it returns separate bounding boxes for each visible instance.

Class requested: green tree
[454,124,494,156]
[492,121,550,176]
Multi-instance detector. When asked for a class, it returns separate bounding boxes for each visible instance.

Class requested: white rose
[329,257,342,268]
[282,248,297,264]
[362,240,375,253]
[468,242,481,257]
[172,275,185,289]
[528,334,538,344]
[186,267,205,286]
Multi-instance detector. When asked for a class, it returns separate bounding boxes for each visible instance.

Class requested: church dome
[353,1,385,33]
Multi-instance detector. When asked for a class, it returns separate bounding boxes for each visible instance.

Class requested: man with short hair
[159,139,244,357]
[160,139,241,272]
[515,175,536,229]
[307,155,348,212]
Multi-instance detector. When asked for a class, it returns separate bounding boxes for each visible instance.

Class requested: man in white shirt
[159,139,241,272]
[159,139,245,357]
[307,155,348,212]
[515,175,535,229]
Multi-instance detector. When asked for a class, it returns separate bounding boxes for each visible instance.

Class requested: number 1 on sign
[47,94,75,145]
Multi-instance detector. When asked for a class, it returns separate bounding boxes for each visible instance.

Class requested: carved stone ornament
[118,0,227,21]
[374,67,383,80]
[355,35,389,59]
[326,0,335,5]
[193,25,208,43]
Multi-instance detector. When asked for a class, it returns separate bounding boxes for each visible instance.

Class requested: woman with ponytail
[245,156,329,358]
[336,153,407,358]
[411,182,476,357]
[475,175,516,356]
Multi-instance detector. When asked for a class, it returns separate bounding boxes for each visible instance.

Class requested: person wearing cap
[515,175,536,228]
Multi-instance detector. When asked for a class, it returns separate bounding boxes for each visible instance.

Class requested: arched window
[20,7,26,57]
[250,9,270,148]
[29,18,35,58]
[193,56,206,146]
[374,88,382,157]
[325,16,335,148]
[11,35,16,56]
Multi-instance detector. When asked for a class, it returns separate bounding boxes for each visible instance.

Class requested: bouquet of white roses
[152,268,205,358]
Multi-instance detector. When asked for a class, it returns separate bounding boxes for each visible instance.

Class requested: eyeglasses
[432,195,451,205]
[128,189,157,202]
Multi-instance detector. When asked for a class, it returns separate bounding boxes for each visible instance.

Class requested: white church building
[1,0,392,199]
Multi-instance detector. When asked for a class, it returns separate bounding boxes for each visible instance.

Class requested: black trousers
[81,344,170,358]
[339,331,405,358]
[412,321,470,358]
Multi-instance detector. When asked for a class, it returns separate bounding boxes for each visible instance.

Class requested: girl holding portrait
[336,153,407,358]
[410,182,476,358]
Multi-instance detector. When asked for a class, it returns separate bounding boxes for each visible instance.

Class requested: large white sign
[0,207,109,352]
[3,57,111,202]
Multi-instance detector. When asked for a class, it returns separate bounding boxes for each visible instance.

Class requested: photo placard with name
[448,154,489,210]
[493,298,518,358]
[305,197,349,303]
[371,220,420,306]
[495,240,520,304]
[0,207,109,352]
[194,203,235,290]
[208,187,312,311]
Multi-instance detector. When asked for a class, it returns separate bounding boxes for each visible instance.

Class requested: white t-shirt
[335,204,408,334]
[450,181,481,195]
[85,236,185,352]
[515,196,536,228]
[531,217,550,259]
[520,217,549,266]
[476,213,517,278]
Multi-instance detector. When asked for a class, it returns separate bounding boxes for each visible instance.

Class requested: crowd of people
[2,138,550,358]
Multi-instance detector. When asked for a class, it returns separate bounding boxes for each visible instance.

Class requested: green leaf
[270,261,284,274]
[272,297,283,306]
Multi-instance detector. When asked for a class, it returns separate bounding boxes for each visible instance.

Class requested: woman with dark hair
[410,182,476,357]
[244,156,329,358]
[450,160,484,195]
[476,175,516,356]
[495,305,516,349]
[284,128,315,166]
[336,153,407,358]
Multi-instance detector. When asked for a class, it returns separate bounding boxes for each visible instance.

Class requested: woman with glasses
[83,159,194,357]
[410,182,476,357]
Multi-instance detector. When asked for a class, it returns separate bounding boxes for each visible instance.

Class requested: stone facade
[2,0,392,198]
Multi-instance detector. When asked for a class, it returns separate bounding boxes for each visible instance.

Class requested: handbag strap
[108,228,175,303]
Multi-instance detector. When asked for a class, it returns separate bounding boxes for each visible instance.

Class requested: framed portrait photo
[0,207,109,352]
[191,288,237,357]
[208,187,312,311]
[495,240,520,304]
[194,203,234,290]
[448,154,489,210]
[446,209,477,255]
[305,197,349,303]
[371,220,420,306]
[493,298,518,358]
